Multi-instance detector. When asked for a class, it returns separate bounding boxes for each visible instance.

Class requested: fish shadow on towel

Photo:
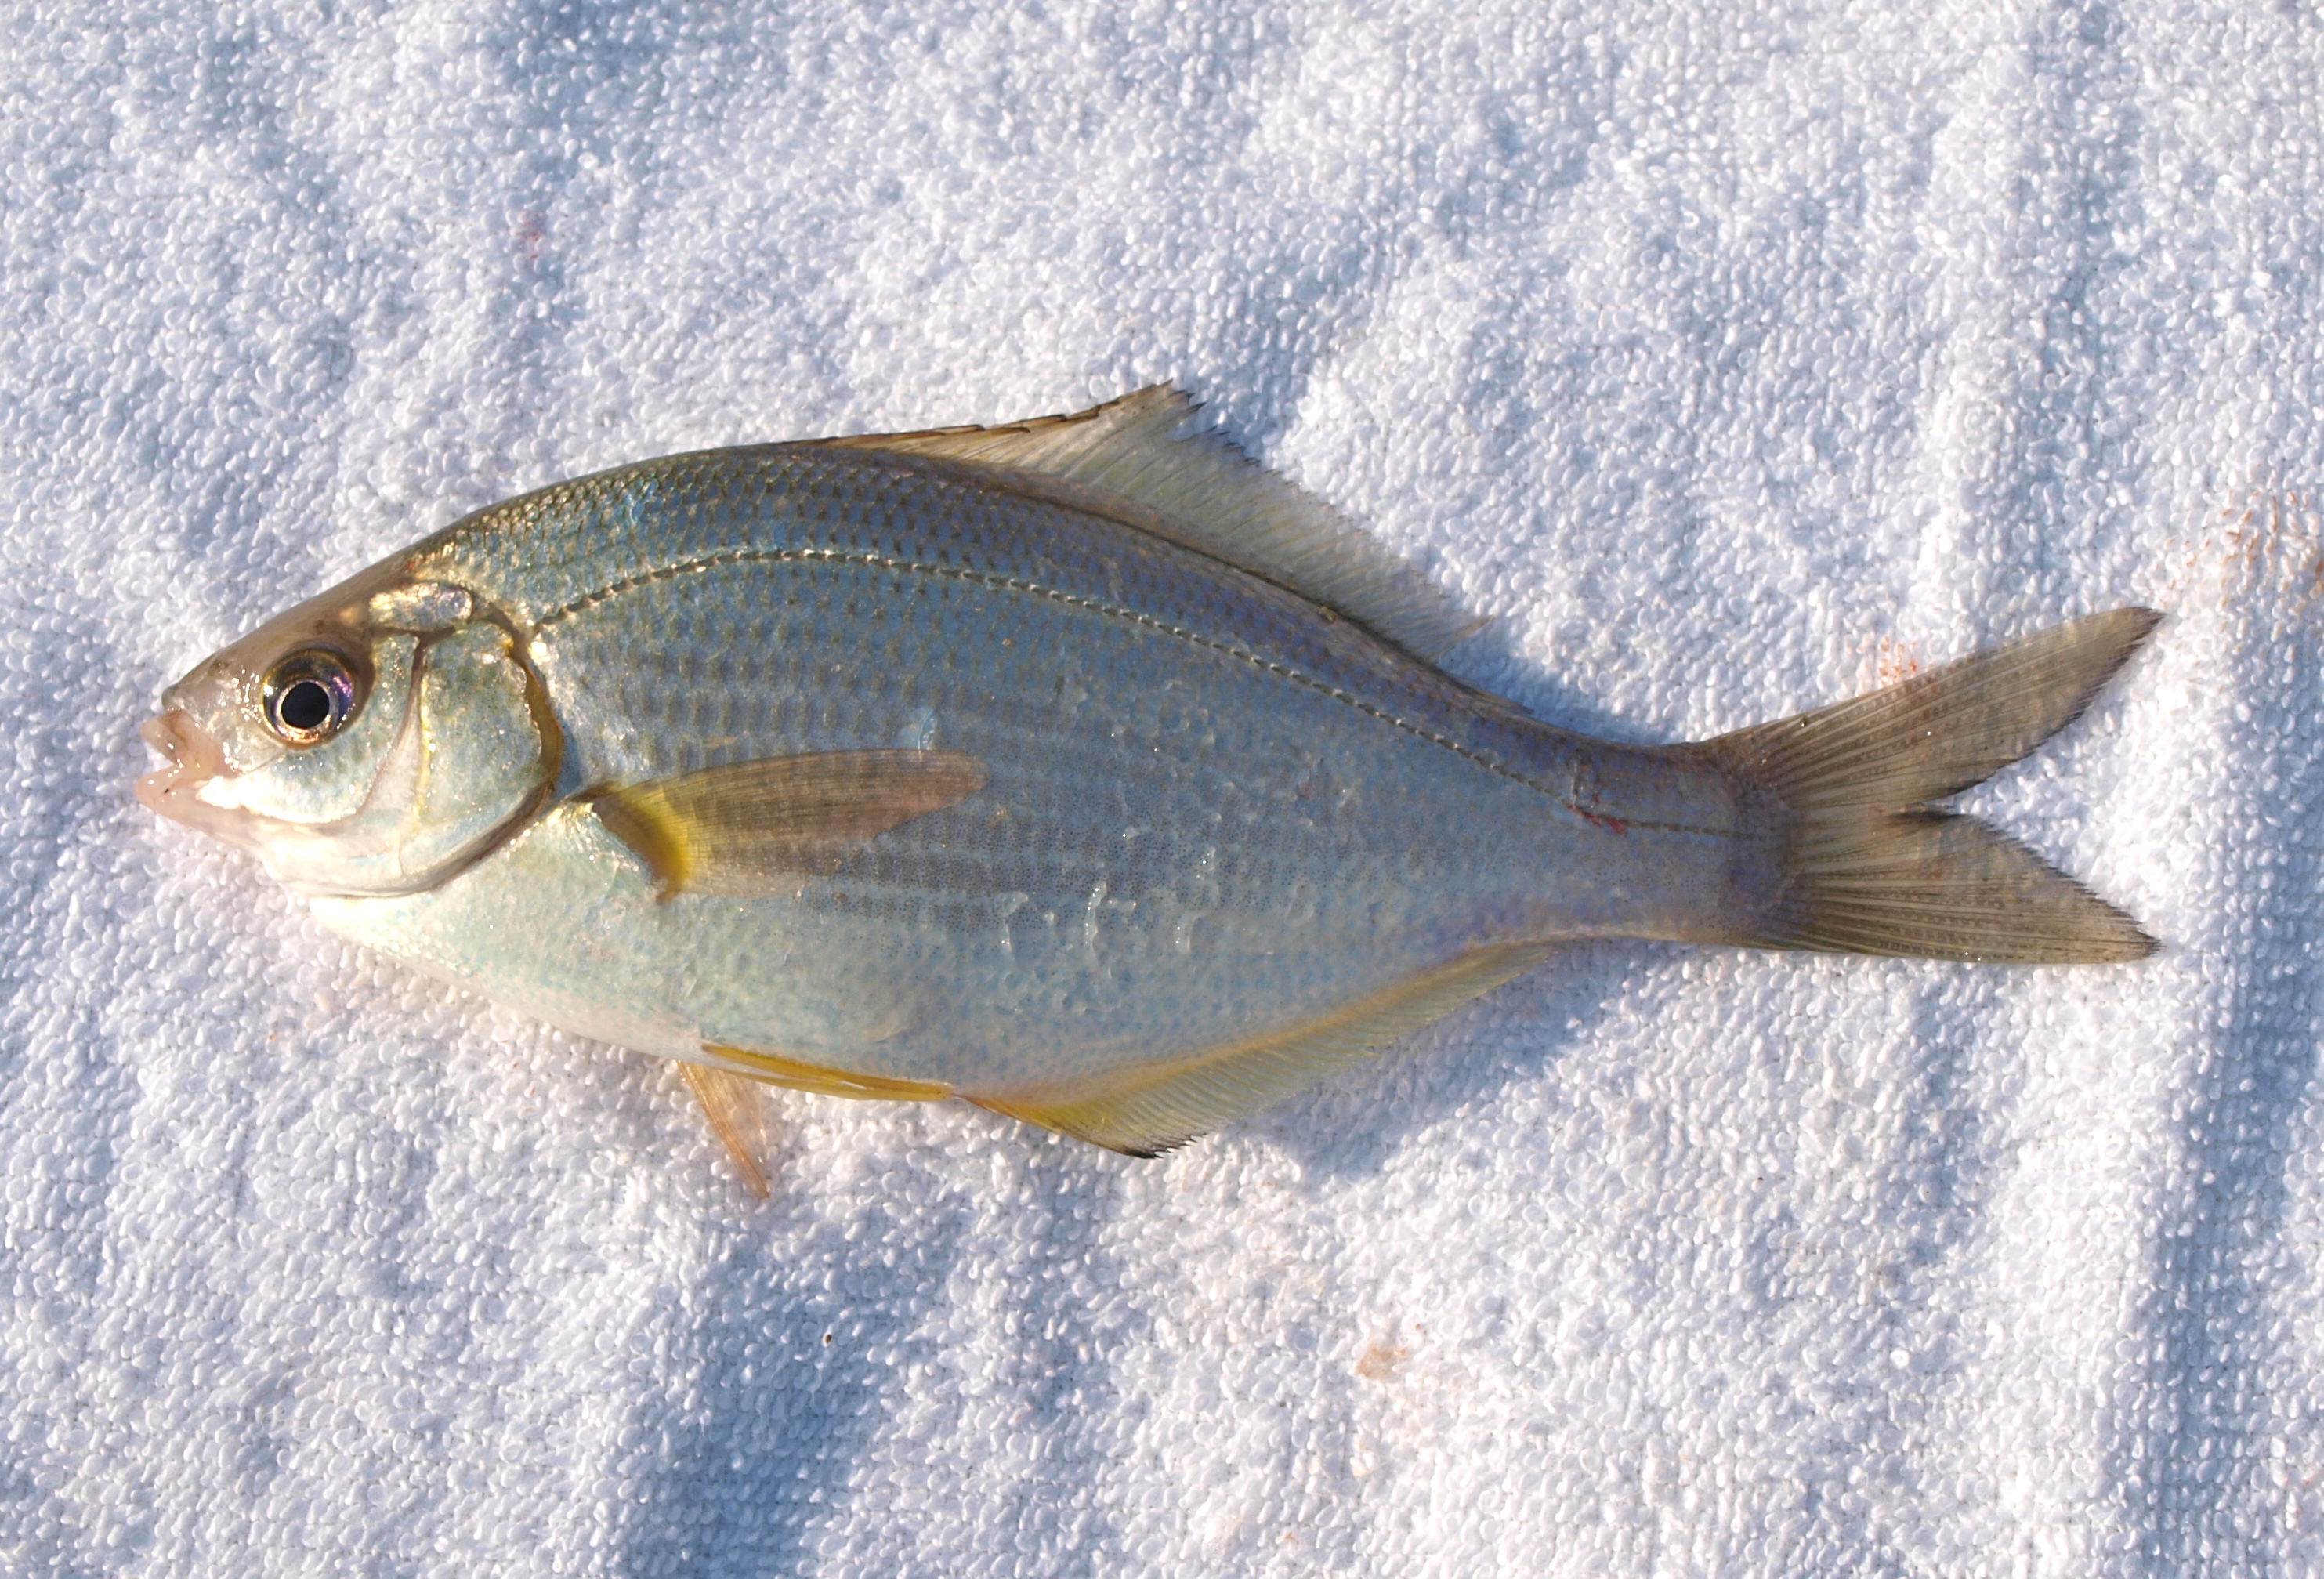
[616,1138,1142,1573]
[1247,938,1643,1180]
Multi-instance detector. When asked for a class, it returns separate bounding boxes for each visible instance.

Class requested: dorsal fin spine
[809,387,1479,660]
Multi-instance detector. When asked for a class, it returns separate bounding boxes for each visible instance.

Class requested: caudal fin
[1698,609,2161,964]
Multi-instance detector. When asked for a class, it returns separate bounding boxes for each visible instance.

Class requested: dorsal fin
[816,386,1479,660]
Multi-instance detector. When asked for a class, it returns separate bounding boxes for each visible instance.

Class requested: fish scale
[338,452,1644,1089]
[138,388,2158,1162]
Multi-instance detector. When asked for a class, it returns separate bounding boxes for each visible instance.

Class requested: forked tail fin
[1696,608,2161,964]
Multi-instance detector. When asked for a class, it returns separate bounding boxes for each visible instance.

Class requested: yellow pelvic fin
[704,1043,954,1103]
[813,386,1478,661]
[679,1062,772,1200]
[590,749,987,898]
[968,942,1553,1157]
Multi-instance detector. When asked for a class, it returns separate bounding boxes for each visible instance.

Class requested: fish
[137,386,2159,1188]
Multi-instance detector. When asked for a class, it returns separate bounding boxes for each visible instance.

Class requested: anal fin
[968,943,1552,1156]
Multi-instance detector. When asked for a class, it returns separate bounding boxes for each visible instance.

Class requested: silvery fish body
[139,389,2157,1161]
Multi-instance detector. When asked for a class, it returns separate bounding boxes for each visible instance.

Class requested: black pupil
[279,679,334,732]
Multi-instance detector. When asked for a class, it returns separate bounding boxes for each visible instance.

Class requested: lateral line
[532,546,1740,840]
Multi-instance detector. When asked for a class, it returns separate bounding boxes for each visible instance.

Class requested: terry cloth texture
[3,2,2321,1574]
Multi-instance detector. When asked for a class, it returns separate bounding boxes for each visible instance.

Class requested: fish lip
[136,709,233,831]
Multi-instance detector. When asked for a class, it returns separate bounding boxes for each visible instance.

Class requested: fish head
[138,566,558,897]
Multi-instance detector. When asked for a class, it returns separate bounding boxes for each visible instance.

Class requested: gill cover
[141,573,558,897]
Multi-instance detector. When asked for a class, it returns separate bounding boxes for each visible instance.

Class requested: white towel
[3,1,2319,1572]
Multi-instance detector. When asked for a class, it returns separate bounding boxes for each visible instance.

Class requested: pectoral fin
[968,943,1553,1157]
[679,1062,773,1199]
[591,749,988,898]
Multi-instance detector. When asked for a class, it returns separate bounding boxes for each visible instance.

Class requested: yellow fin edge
[966,942,1552,1157]
[704,1043,954,1103]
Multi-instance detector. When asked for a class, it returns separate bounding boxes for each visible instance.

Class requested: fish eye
[262,650,361,746]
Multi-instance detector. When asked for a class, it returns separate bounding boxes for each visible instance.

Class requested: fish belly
[324,459,1742,1092]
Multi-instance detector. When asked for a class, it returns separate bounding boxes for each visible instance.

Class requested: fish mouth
[136,710,238,835]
